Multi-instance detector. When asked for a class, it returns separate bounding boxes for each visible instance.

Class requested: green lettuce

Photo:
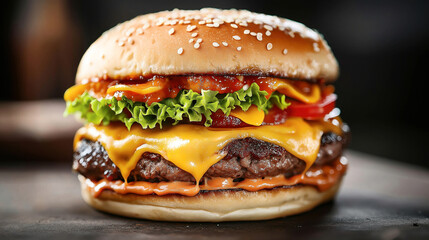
[64,83,290,129]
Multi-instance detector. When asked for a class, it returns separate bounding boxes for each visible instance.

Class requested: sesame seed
[213,18,224,24]
[125,28,135,37]
[186,25,197,32]
[212,42,220,47]
[264,25,273,31]
[282,49,288,55]
[136,28,144,35]
[237,46,242,51]
[118,41,125,47]
[239,22,248,27]
[256,33,263,41]
[250,32,257,36]
[128,38,134,44]
[196,38,203,43]
[313,42,320,52]
[266,43,273,50]
[191,32,198,37]
[198,20,206,25]
[177,47,184,55]
[183,20,191,24]
[168,28,175,35]
[265,31,271,36]
[120,37,127,42]
[142,24,150,29]
[194,42,200,49]
[230,23,238,28]
[166,19,178,26]
[222,42,228,46]
[244,29,250,34]
[233,35,241,40]
[189,39,194,43]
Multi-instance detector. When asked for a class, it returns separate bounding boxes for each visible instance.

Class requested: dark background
[1,0,428,168]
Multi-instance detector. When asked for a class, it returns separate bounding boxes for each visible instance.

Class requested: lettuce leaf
[64,82,290,129]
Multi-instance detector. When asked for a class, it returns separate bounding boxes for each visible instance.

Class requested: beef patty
[73,125,350,183]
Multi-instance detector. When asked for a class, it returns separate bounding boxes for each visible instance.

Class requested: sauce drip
[84,157,348,197]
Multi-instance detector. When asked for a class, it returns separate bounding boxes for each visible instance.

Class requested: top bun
[76,8,338,84]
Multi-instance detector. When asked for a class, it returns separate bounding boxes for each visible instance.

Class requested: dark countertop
[1,150,428,240]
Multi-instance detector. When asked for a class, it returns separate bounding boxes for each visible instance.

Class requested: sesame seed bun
[76,8,338,84]
[79,175,341,222]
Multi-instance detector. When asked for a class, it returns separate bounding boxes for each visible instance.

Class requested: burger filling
[65,75,349,197]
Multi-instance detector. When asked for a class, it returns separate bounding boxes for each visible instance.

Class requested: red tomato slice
[286,94,337,120]
[209,110,250,128]
[262,106,287,125]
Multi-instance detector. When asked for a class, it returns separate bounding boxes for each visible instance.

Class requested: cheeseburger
[64,9,350,221]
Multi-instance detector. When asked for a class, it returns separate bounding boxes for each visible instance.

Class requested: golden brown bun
[76,8,338,84]
[79,175,341,222]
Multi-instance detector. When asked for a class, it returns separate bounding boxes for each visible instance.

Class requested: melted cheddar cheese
[74,117,342,183]
[230,105,265,126]
[106,78,168,96]
[64,84,90,101]
[106,85,163,96]
[272,80,321,103]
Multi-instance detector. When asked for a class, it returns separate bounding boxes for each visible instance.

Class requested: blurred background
[1,0,428,168]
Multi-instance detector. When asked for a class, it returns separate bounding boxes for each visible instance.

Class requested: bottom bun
[79,175,342,222]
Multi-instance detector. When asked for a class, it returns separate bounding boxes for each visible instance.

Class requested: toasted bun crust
[76,8,338,84]
[79,175,341,222]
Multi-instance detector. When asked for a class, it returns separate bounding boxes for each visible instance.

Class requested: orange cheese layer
[74,117,342,183]
[229,105,265,126]
[85,157,348,197]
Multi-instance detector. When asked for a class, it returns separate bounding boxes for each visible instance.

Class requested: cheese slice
[230,105,265,126]
[64,84,88,102]
[106,85,163,96]
[272,80,321,103]
[74,118,342,183]
[106,78,168,96]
